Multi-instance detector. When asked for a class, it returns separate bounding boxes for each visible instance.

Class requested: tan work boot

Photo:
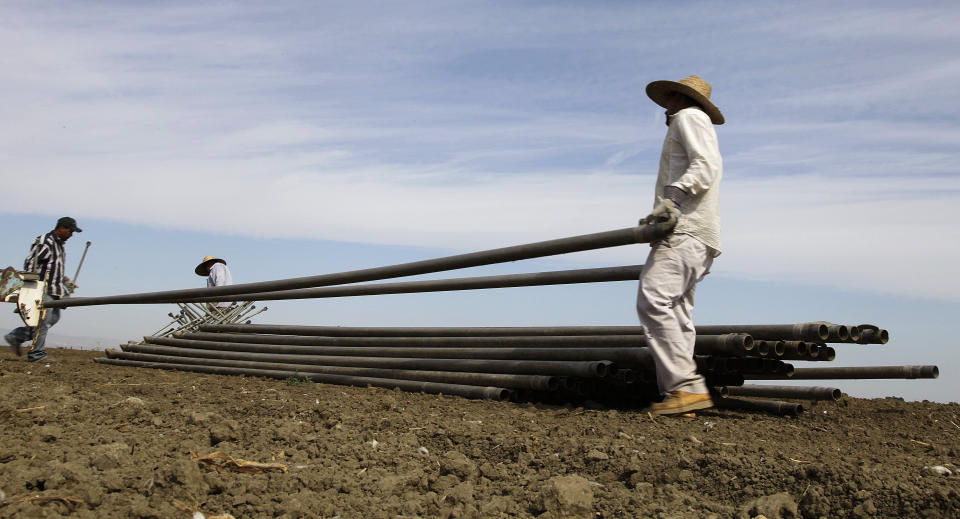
[650,391,713,415]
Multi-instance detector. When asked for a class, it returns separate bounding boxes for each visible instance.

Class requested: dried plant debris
[193,451,288,474]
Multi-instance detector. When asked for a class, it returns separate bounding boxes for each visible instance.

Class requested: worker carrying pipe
[636,75,724,416]
[4,217,84,363]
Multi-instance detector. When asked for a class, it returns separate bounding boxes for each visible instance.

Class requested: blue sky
[1,1,958,402]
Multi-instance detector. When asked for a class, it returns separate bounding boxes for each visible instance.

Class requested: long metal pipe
[201,322,828,341]
[714,397,804,416]
[825,324,849,342]
[201,323,652,337]
[759,340,785,357]
[717,357,794,375]
[704,373,745,387]
[857,325,889,345]
[147,336,752,361]
[105,350,559,391]
[754,341,770,357]
[779,341,826,361]
[176,332,753,354]
[846,325,861,343]
[743,365,939,380]
[95,357,511,401]
[47,224,673,308]
[820,323,891,344]
[121,342,614,377]
[146,336,651,364]
[696,323,829,342]
[718,385,842,401]
[819,346,836,362]
[183,265,645,303]
[781,341,808,357]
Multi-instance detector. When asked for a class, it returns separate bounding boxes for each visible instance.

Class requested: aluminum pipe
[781,341,809,358]
[779,342,831,361]
[692,323,829,342]
[720,358,793,375]
[755,341,770,357]
[201,323,830,341]
[121,342,614,377]
[847,326,862,343]
[176,332,753,355]
[704,373,745,387]
[819,346,836,362]
[48,224,673,308]
[95,357,511,401]
[150,336,753,362]
[856,325,889,345]
[715,397,804,416]
[754,340,785,357]
[146,336,656,364]
[824,324,849,342]
[718,385,842,401]
[105,350,559,391]
[200,323,649,337]
[184,265,644,303]
[744,365,939,380]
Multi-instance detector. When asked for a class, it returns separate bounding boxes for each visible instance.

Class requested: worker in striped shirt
[4,216,82,363]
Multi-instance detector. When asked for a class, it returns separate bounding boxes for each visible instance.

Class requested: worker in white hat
[637,75,724,415]
[195,255,233,309]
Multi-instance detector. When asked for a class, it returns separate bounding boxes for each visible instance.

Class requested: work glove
[639,196,681,226]
[64,279,78,294]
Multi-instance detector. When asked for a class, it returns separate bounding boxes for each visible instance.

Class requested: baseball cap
[56,217,83,232]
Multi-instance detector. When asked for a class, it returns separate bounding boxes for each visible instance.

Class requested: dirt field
[1,348,958,518]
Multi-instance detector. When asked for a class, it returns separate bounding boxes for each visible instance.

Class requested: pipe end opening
[816,324,829,341]
[773,341,786,356]
[847,325,862,342]
[756,341,770,356]
[595,362,609,378]
[836,325,849,341]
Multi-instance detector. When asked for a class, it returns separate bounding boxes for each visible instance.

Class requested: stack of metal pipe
[97,320,938,415]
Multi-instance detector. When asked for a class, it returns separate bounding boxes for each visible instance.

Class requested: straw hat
[645,75,724,125]
[195,255,226,276]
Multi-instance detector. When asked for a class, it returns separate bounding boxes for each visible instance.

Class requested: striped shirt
[23,231,67,297]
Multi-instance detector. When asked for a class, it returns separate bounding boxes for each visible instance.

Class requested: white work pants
[636,233,713,395]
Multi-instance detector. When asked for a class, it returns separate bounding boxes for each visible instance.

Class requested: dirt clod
[738,492,799,518]
[541,474,593,518]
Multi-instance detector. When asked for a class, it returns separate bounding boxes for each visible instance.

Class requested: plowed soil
[1,348,958,519]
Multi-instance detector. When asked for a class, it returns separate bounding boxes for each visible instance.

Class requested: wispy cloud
[1,1,959,301]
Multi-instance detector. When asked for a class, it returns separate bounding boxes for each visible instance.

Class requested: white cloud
[1,1,959,303]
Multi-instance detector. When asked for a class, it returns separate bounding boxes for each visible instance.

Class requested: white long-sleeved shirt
[654,106,722,255]
[206,262,233,308]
